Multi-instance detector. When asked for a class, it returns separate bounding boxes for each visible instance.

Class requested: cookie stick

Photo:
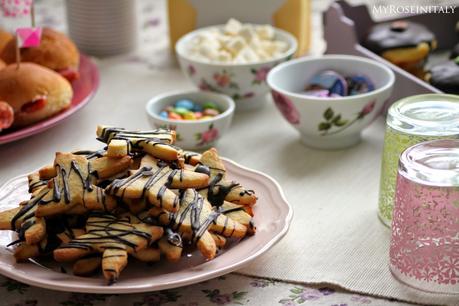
[96,126,180,161]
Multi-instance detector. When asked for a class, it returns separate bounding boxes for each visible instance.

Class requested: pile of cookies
[0,126,257,284]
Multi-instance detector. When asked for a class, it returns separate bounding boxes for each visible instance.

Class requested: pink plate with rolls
[0,54,99,145]
[0,158,293,293]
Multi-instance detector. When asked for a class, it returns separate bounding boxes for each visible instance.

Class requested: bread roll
[0,28,80,79]
[0,63,73,128]
[0,29,13,54]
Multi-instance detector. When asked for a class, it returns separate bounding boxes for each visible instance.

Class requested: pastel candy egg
[175,99,195,110]
[168,112,182,120]
[203,108,220,116]
[347,75,375,95]
[203,102,218,110]
[308,70,348,96]
[193,104,203,112]
[183,112,196,120]
[194,112,203,119]
[201,116,214,120]
[159,111,168,119]
[174,107,189,115]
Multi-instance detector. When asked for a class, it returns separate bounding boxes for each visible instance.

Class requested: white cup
[65,0,138,56]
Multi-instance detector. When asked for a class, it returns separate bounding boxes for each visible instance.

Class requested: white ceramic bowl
[175,25,297,111]
[267,54,395,149]
[146,91,235,150]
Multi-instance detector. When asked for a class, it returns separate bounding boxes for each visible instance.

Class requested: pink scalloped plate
[0,158,293,293]
[0,55,99,145]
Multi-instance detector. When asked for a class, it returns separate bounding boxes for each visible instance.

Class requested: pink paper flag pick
[16,27,41,48]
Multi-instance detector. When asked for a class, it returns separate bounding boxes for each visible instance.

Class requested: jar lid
[387,94,459,136]
[399,139,459,186]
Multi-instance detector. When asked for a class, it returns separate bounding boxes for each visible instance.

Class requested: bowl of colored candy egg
[175,18,297,111]
[267,54,395,149]
[146,90,235,150]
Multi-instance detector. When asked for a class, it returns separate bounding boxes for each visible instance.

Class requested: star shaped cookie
[198,148,257,206]
[0,191,46,245]
[53,213,163,284]
[150,188,247,259]
[35,152,124,217]
[106,154,209,212]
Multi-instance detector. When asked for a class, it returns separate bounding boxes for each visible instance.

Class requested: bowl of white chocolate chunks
[175,19,298,111]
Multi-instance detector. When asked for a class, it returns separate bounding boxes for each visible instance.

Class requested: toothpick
[31,0,35,27]
[15,36,20,70]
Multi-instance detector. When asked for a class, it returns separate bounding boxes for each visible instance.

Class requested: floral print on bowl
[196,123,219,146]
[188,64,278,101]
[251,66,271,85]
[318,100,376,136]
[271,90,300,125]
[213,70,239,89]
[199,78,255,101]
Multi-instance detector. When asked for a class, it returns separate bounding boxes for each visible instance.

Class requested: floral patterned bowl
[175,26,297,111]
[146,90,235,150]
[267,55,395,149]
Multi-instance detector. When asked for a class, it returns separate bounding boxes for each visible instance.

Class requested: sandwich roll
[0,28,80,82]
[0,63,73,128]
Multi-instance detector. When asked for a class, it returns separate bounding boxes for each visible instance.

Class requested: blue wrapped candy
[308,70,348,96]
[174,99,195,110]
[347,75,375,96]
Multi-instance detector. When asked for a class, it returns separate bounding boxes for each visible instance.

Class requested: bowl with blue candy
[146,90,235,150]
[267,54,395,149]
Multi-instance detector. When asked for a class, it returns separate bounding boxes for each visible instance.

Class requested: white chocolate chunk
[216,50,232,62]
[185,18,289,64]
[198,44,219,60]
[239,25,256,43]
[235,47,259,62]
[224,36,246,55]
[256,25,275,40]
[224,18,242,35]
